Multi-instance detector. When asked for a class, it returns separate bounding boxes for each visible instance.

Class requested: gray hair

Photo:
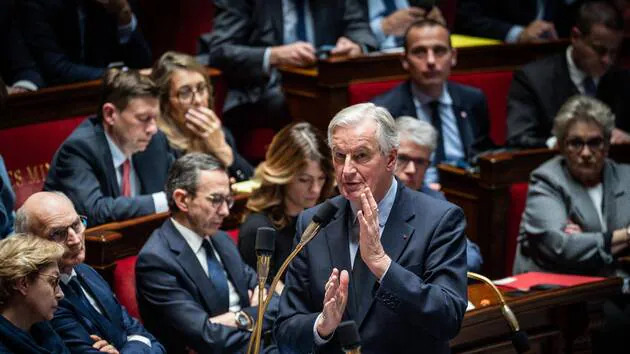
[166,152,227,212]
[395,116,438,153]
[553,95,615,144]
[327,103,399,154]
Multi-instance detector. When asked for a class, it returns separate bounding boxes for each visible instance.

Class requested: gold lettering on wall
[8,163,50,188]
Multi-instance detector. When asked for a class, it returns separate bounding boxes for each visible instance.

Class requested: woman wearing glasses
[238,123,335,290]
[0,233,68,353]
[513,95,630,276]
[152,51,253,182]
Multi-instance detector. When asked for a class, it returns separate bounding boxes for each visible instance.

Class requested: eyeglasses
[175,83,209,104]
[47,215,87,243]
[565,137,605,153]
[206,193,234,209]
[37,272,61,290]
[397,154,430,167]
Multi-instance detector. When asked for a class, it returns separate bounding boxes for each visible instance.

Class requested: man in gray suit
[207,0,377,138]
[513,95,630,277]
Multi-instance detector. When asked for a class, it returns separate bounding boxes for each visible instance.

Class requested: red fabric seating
[113,255,141,321]
[505,182,529,276]
[0,116,86,208]
[226,228,239,245]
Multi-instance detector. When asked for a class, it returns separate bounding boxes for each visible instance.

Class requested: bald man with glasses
[14,191,165,354]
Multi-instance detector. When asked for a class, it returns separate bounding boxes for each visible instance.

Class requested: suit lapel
[93,119,120,197]
[269,0,283,44]
[211,234,250,306]
[602,161,625,231]
[165,220,225,315]
[402,81,419,117]
[356,184,415,328]
[76,267,116,323]
[448,83,474,159]
[323,198,355,317]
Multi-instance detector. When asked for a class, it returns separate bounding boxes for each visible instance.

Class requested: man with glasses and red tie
[507,0,630,148]
[135,153,279,354]
[14,191,165,353]
[44,68,176,227]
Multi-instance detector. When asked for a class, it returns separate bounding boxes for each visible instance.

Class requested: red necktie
[121,159,131,197]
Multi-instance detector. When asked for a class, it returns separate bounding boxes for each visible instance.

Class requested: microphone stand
[247,201,338,354]
[246,255,270,354]
[467,271,530,353]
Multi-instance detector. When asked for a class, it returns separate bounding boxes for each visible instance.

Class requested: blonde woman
[238,122,335,286]
[0,234,67,353]
[152,51,253,181]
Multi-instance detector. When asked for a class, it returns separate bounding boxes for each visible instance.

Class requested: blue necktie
[295,0,307,42]
[429,101,446,164]
[202,239,230,313]
[583,77,597,97]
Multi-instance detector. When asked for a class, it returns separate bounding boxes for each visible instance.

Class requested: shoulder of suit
[371,81,410,107]
[531,155,566,185]
[447,81,484,98]
[520,53,564,75]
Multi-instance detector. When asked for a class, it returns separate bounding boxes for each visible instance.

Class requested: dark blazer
[0,316,69,354]
[53,263,164,354]
[513,156,630,276]
[136,219,279,354]
[274,182,468,354]
[372,80,495,160]
[507,52,630,148]
[455,0,581,41]
[44,116,175,227]
[0,0,44,87]
[208,0,377,90]
[19,0,151,85]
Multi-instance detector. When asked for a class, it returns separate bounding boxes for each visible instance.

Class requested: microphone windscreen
[255,227,276,255]
[511,330,530,353]
[312,200,338,226]
[337,320,360,350]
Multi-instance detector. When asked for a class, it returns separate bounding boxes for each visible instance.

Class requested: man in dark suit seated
[274,103,468,353]
[507,0,630,148]
[19,0,151,85]
[372,19,495,184]
[14,191,165,353]
[136,153,279,354]
[0,0,44,93]
[44,69,176,227]
[455,0,582,43]
[207,0,378,138]
[394,116,483,272]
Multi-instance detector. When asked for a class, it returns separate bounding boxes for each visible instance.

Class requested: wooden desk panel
[454,277,621,353]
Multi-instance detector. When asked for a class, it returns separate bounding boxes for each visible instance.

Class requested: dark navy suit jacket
[53,263,164,354]
[371,80,496,161]
[19,0,151,85]
[44,116,176,227]
[0,316,69,354]
[136,219,279,354]
[274,182,468,354]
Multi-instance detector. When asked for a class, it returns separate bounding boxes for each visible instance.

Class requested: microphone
[247,227,276,354]
[247,200,338,354]
[255,227,276,284]
[467,272,530,353]
[338,320,361,354]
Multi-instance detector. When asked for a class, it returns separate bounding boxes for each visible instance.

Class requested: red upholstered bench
[113,255,141,321]
[347,70,514,145]
[0,116,86,207]
[226,228,239,245]
[505,182,529,276]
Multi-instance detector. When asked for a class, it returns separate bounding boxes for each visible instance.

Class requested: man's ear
[401,56,410,72]
[570,26,581,45]
[102,103,117,126]
[386,149,398,172]
[172,189,190,213]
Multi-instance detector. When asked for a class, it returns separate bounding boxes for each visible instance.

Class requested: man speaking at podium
[274,103,468,353]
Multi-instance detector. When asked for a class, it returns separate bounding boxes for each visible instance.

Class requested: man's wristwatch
[235,310,253,331]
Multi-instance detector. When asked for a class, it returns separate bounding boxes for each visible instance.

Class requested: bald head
[15,192,76,236]
[15,192,86,274]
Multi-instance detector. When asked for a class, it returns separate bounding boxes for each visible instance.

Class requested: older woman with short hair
[513,95,630,276]
[0,233,68,353]
[152,51,253,181]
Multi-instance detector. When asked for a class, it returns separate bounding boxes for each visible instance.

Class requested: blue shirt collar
[104,131,128,169]
[410,82,452,106]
